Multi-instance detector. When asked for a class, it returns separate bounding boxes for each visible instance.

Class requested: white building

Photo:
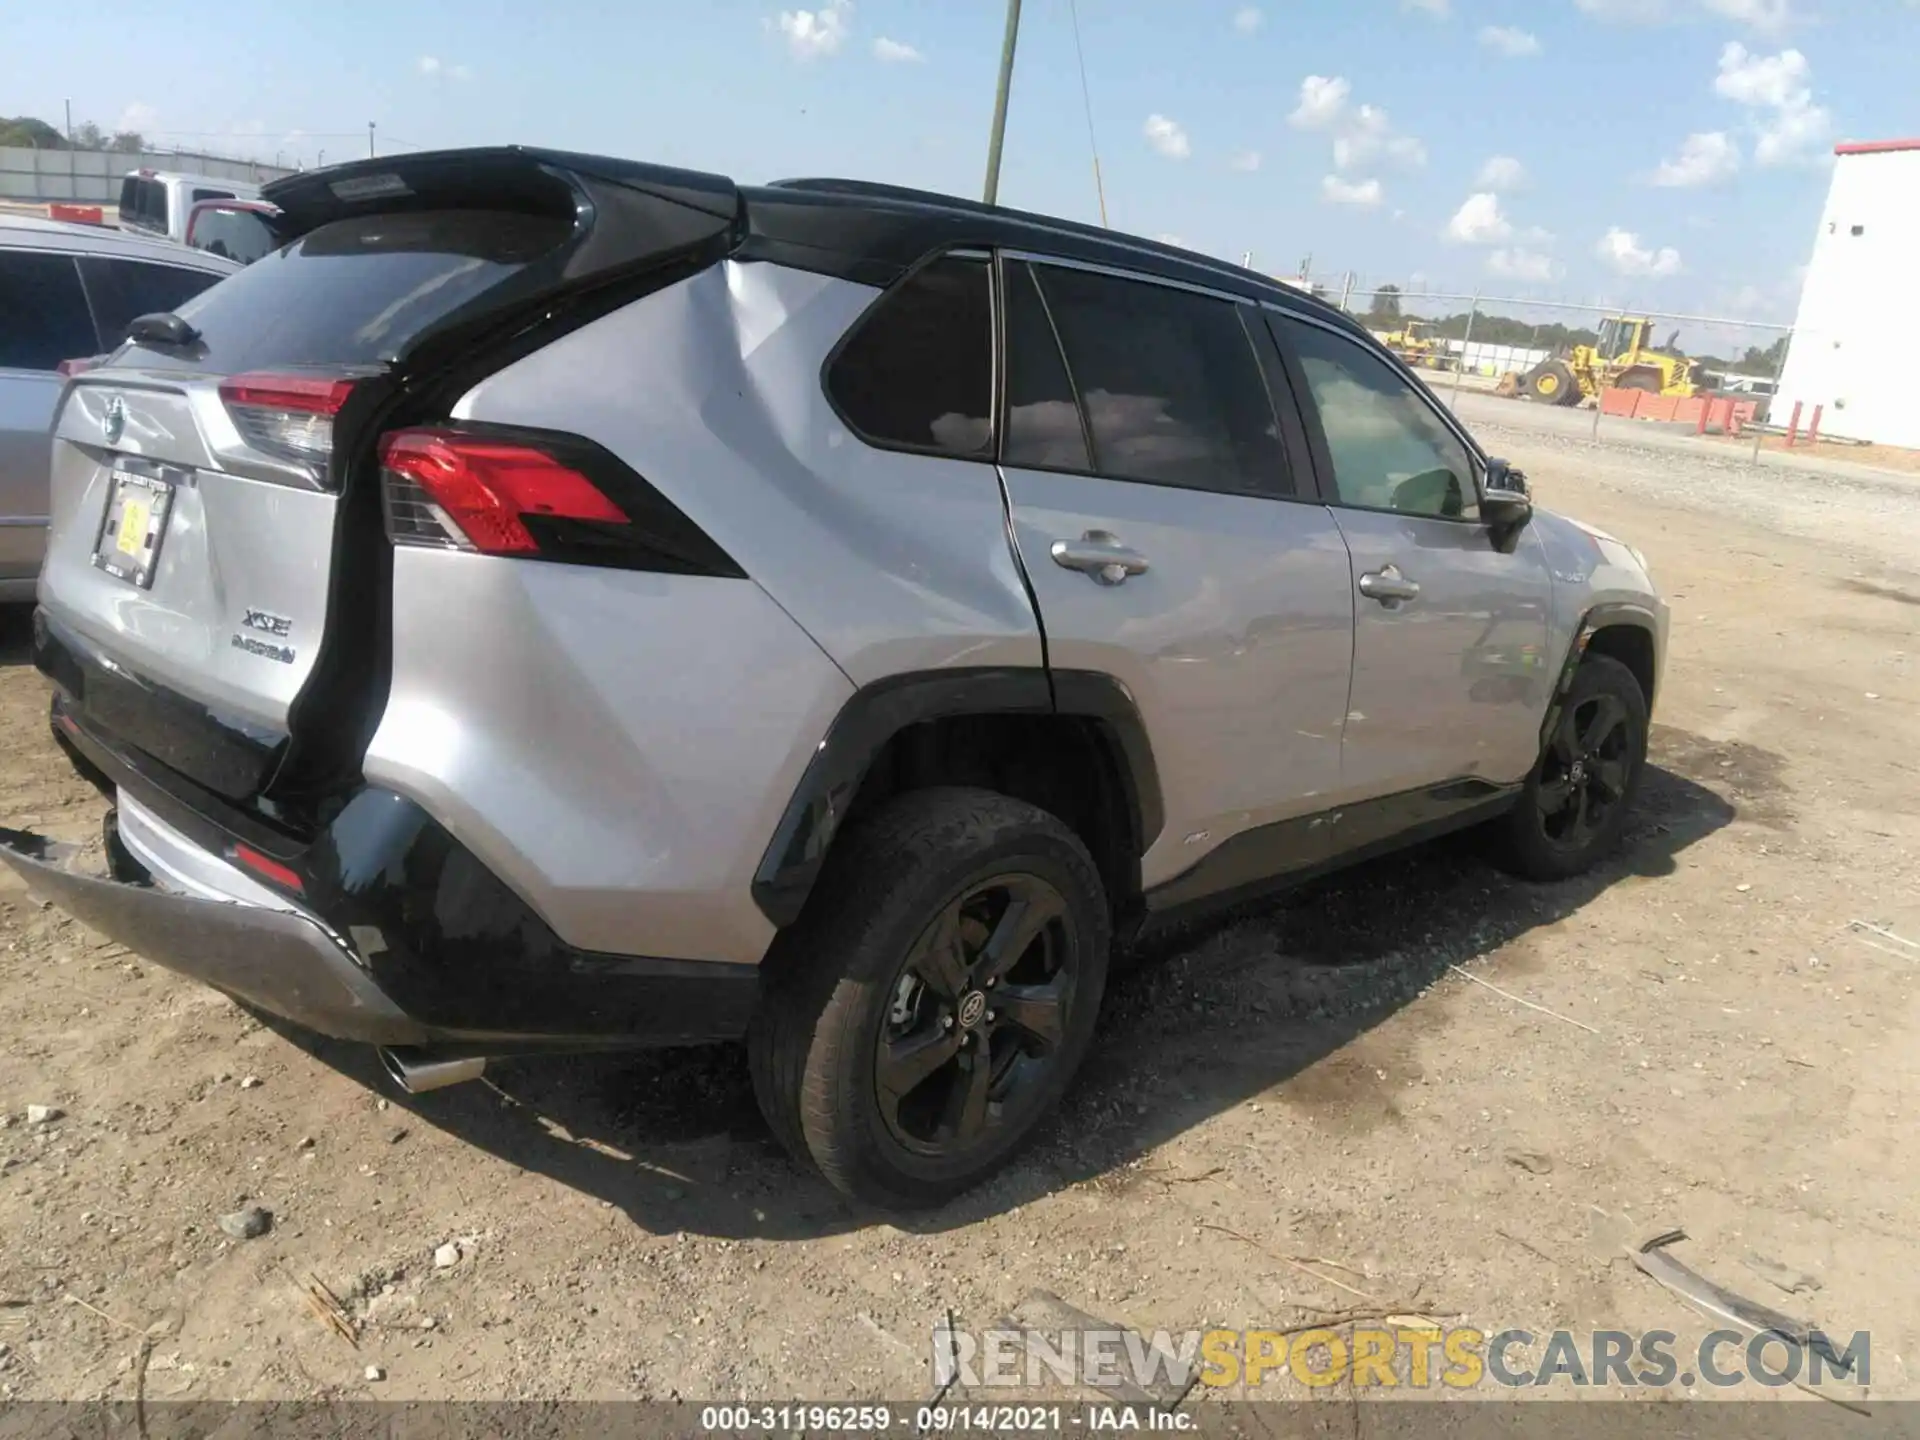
[1775,139,1920,447]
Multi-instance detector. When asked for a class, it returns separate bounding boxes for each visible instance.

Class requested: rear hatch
[41,148,742,832]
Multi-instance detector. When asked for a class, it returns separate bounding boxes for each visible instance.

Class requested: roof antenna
[1065,0,1109,226]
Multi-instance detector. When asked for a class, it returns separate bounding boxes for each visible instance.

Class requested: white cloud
[774,0,851,59]
[1444,192,1512,244]
[1478,25,1541,56]
[1143,113,1191,160]
[1572,0,1665,19]
[1322,175,1384,207]
[1404,0,1449,14]
[1715,42,1808,106]
[115,102,159,134]
[1596,227,1683,277]
[1232,5,1263,32]
[1755,97,1831,164]
[1653,130,1740,186]
[1228,149,1262,172]
[1701,0,1796,34]
[1331,104,1425,169]
[1289,75,1350,130]
[450,63,473,80]
[417,55,441,75]
[1476,155,1526,189]
[1487,248,1560,282]
[417,55,471,80]
[1714,43,1831,165]
[872,36,922,61]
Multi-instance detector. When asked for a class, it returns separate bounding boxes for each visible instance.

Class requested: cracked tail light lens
[377,428,629,557]
[218,372,359,474]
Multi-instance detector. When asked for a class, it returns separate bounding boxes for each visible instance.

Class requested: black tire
[1525,360,1578,406]
[1492,654,1649,882]
[748,787,1110,1210]
[1614,366,1664,394]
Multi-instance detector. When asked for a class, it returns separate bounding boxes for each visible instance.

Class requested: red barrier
[48,203,104,226]
[1808,404,1823,445]
[1786,400,1804,447]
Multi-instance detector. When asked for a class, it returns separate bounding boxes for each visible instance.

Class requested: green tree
[109,130,145,153]
[0,115,68,148]
[72,121,106,148]
[1367,284,1403,323]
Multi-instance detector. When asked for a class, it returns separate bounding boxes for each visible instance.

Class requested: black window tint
[1002,262,1090,472]
[191,188,234,204]
[112,209,570,375]
[0,251,96,370]
[79,258,225,349]
[1034,265,1286,495]
[1281,317,1479,521]
[827,256,992,458]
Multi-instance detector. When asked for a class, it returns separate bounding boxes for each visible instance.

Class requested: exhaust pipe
[379,1046,487,1094]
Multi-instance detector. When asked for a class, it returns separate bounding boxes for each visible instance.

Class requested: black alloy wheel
[875,873,1076,1157]
[1536,690,1634,850]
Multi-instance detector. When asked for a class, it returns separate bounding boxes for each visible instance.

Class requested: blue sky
[5,0,1910,321]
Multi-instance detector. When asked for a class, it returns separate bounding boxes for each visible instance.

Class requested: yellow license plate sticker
[116,496,150,556]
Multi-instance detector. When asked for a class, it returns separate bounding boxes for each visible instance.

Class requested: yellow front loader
[1519,316,1698,406]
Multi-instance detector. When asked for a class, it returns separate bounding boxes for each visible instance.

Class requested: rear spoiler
[260,147,747,364]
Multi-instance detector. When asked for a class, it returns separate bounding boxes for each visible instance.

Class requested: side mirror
[1482,457,1532,547]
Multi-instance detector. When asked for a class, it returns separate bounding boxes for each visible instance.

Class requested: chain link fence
[1258,269,1894,472]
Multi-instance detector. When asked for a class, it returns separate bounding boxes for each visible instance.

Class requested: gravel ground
[1,425,1917,1409]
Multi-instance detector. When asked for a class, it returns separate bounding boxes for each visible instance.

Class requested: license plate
[92,471,175,589]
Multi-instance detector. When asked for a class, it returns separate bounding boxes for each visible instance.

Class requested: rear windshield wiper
[126,312,202,348]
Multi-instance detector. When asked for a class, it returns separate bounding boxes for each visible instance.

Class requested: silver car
[0,216,234,601]
[0,150,1666,1209]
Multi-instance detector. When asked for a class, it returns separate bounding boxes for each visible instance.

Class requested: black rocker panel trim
[750,667,1163,928]
[1142,776,1521,922]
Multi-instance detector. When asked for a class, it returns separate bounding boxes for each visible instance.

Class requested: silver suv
[0,150,1666,1209]
[0,216,234,601]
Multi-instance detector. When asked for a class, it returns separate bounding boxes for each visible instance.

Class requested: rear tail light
[378,428,629,556]
[219,372,359,474]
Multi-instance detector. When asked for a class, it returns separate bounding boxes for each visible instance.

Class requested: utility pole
[981,0,1022,205]
[368,122,376,158]
[64,100,72,144]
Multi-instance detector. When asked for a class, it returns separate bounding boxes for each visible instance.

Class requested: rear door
[995,256,1354,894]
[41,207,579,800]
[0,249,98,581]
[1270,311,1553,800]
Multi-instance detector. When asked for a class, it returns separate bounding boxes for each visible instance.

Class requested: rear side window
[79,258,225,349]
[189,207,278,264]
[826,256,993,459]
[113,209,571,375]
[0,251,96,370]
[1031,265,1287,496]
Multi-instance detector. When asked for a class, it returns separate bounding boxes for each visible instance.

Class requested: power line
[1064,0,1108,227]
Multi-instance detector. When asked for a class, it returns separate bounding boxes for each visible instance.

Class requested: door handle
[1358,564,1420,605]
[1050,530,1150,586]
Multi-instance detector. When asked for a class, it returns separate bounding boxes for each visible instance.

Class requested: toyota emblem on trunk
[103,396,126,445]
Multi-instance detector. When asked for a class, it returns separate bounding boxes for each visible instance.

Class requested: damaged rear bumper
[0,824,427,1045]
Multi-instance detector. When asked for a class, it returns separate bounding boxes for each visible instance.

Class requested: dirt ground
[2,421,1918,1412]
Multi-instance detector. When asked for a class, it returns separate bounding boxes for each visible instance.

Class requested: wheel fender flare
[1540,602,1659,751]
[750,668,1163,928]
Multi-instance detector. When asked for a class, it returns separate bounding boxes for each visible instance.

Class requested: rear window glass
[118,177,167,233]
[114,209,569,375]
[189,207,279,264]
